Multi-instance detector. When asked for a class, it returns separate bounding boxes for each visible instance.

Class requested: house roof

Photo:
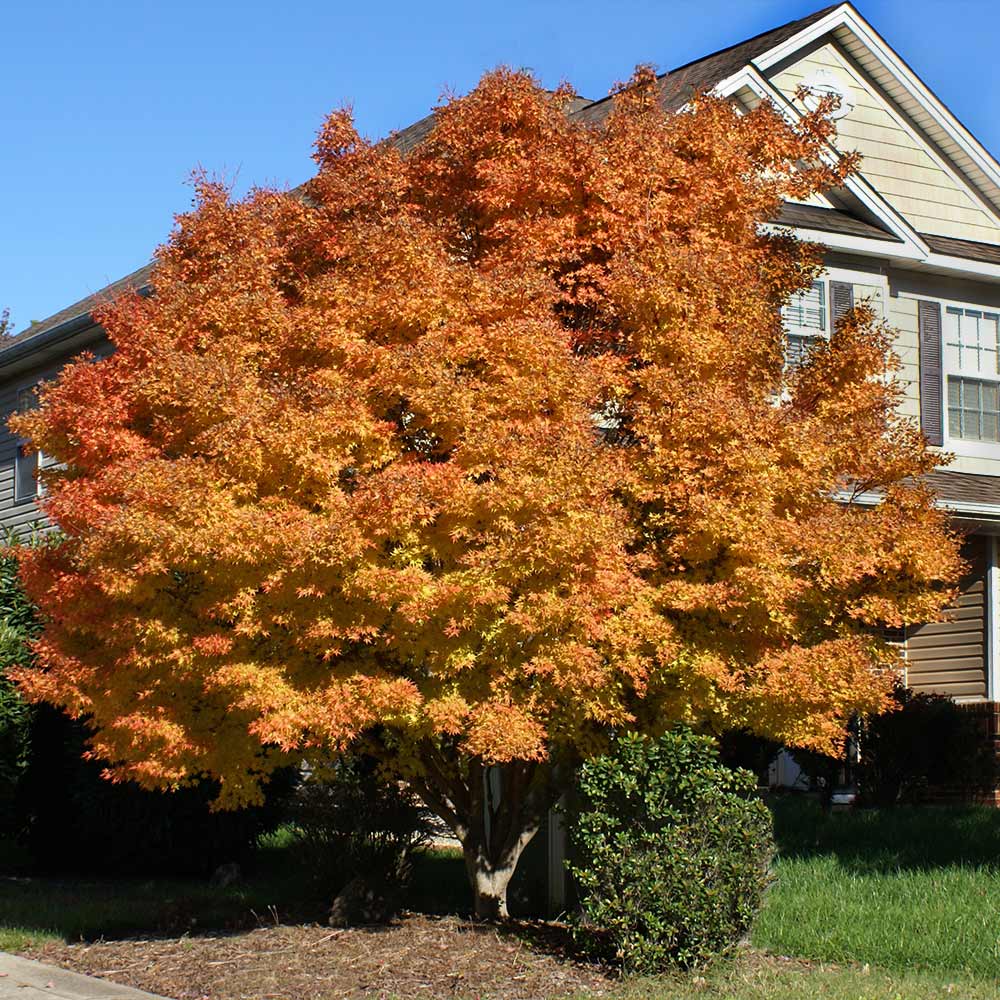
[8,3,1000,366]
[571,5,841,125]
[922,470,1000,511]
[921,234,1000,267]
[773,202,900,242]
[0,262,154,359]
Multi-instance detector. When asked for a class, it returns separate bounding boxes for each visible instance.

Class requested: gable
[769,40,1000,245]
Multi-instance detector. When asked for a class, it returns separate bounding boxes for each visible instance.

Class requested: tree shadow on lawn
[770,795,1000,874]
[0,841,522,948]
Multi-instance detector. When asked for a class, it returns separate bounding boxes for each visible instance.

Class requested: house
[4,1,1000,903]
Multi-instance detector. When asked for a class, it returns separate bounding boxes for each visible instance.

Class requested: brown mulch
[23,913,617,1000]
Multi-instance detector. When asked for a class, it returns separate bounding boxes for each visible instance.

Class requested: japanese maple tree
[10,69,961,917]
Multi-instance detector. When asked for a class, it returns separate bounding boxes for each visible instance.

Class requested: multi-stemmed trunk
[408,743,565,919]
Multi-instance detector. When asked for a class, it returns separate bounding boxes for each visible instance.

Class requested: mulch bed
[23,913,617,1000]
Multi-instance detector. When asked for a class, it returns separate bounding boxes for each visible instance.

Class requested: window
[14,444,38,502]
[783,280,827,366]
[13,385,42,503]
[945,307,1000,443]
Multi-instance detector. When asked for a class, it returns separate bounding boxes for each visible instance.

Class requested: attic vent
[801,69,855,121]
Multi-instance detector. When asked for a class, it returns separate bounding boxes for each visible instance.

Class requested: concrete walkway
[0,954,169,1000]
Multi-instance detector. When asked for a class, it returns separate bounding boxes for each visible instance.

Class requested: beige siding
[906,536,989,701]
[771,43,1000,244]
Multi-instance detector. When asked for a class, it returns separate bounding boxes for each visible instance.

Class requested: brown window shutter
[830,281,854,326]
[919,300,944,447]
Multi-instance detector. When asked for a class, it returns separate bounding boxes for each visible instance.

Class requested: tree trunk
[407,744,567,921]
[462,819,537,920]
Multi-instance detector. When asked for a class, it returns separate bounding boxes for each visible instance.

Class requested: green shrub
[0,547,42,835]
[567,729,774,973]
[291,754,431,894]
[18,705,295,876]
[856,684,996,806]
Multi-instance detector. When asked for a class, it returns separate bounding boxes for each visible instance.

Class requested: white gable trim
[753,4,855,72]
[750,3,1000,222]
[755,224,1000,283]
[714,65,930,258]
[758,223,914,259]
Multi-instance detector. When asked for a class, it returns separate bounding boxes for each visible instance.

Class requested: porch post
[988,535,999,703]
[546,801,567,916]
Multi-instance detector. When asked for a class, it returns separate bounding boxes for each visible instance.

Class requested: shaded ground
[23,914,615,1000]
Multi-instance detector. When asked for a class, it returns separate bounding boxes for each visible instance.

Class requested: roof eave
[0,313,104,375]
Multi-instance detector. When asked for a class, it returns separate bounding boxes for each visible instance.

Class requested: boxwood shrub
[567,729,774,973]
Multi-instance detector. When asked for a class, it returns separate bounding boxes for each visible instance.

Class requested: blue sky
[3,0,998,331]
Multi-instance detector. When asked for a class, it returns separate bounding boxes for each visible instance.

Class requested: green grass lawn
[754,798,1000,981]
[3,800,1000,997]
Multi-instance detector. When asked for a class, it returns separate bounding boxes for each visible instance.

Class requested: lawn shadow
[770,795,1000,874]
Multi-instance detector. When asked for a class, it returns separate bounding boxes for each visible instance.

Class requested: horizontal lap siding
[0,361,70,537]
[906,536,988,700]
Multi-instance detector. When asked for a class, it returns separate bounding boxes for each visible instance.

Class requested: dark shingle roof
[390,113,438,156]
[923,470,1000,509]
[2,263,153,353]
[921,233,1000,266]
[775,201,901,241]
[572,4,842,126]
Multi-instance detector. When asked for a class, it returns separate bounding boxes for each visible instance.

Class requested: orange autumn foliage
[10,69,961,815]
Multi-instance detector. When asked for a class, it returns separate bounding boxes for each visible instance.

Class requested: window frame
[12,383,45,505]
[941,298,1000,456]
[783,278,829,367]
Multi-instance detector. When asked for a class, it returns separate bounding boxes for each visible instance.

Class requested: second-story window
[783,280,827,366]
[945,307,1000,442]
[14,385,43,503]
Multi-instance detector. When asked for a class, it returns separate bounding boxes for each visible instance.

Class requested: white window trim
[782,265,889,359]
[937,295,1000,458]
[12,380,46,505]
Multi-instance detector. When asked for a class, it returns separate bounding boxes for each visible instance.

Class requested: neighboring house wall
[0,358,68,537]
[0,330,110,537]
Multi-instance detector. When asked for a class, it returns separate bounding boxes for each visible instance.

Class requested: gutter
[0,313,100,374]
[0,282,151,376]
[838,489,1000,521]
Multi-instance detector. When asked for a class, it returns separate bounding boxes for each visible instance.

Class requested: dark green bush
[567,729,774,973]
[856,684,996,806]
[0,544,293,876]
[0,547,41,835]
[290,754,430,894]
[17,705,295,876]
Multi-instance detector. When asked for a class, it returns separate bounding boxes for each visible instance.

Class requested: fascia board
[836,489,1000,520]
[921,253,1000,283]
[750,4,854,73]
[758,222,918,260]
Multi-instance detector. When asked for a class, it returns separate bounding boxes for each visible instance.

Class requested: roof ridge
[662,3,843,78]
[571,3,845,120]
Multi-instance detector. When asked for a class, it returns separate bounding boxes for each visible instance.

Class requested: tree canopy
[9,68,962,916]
